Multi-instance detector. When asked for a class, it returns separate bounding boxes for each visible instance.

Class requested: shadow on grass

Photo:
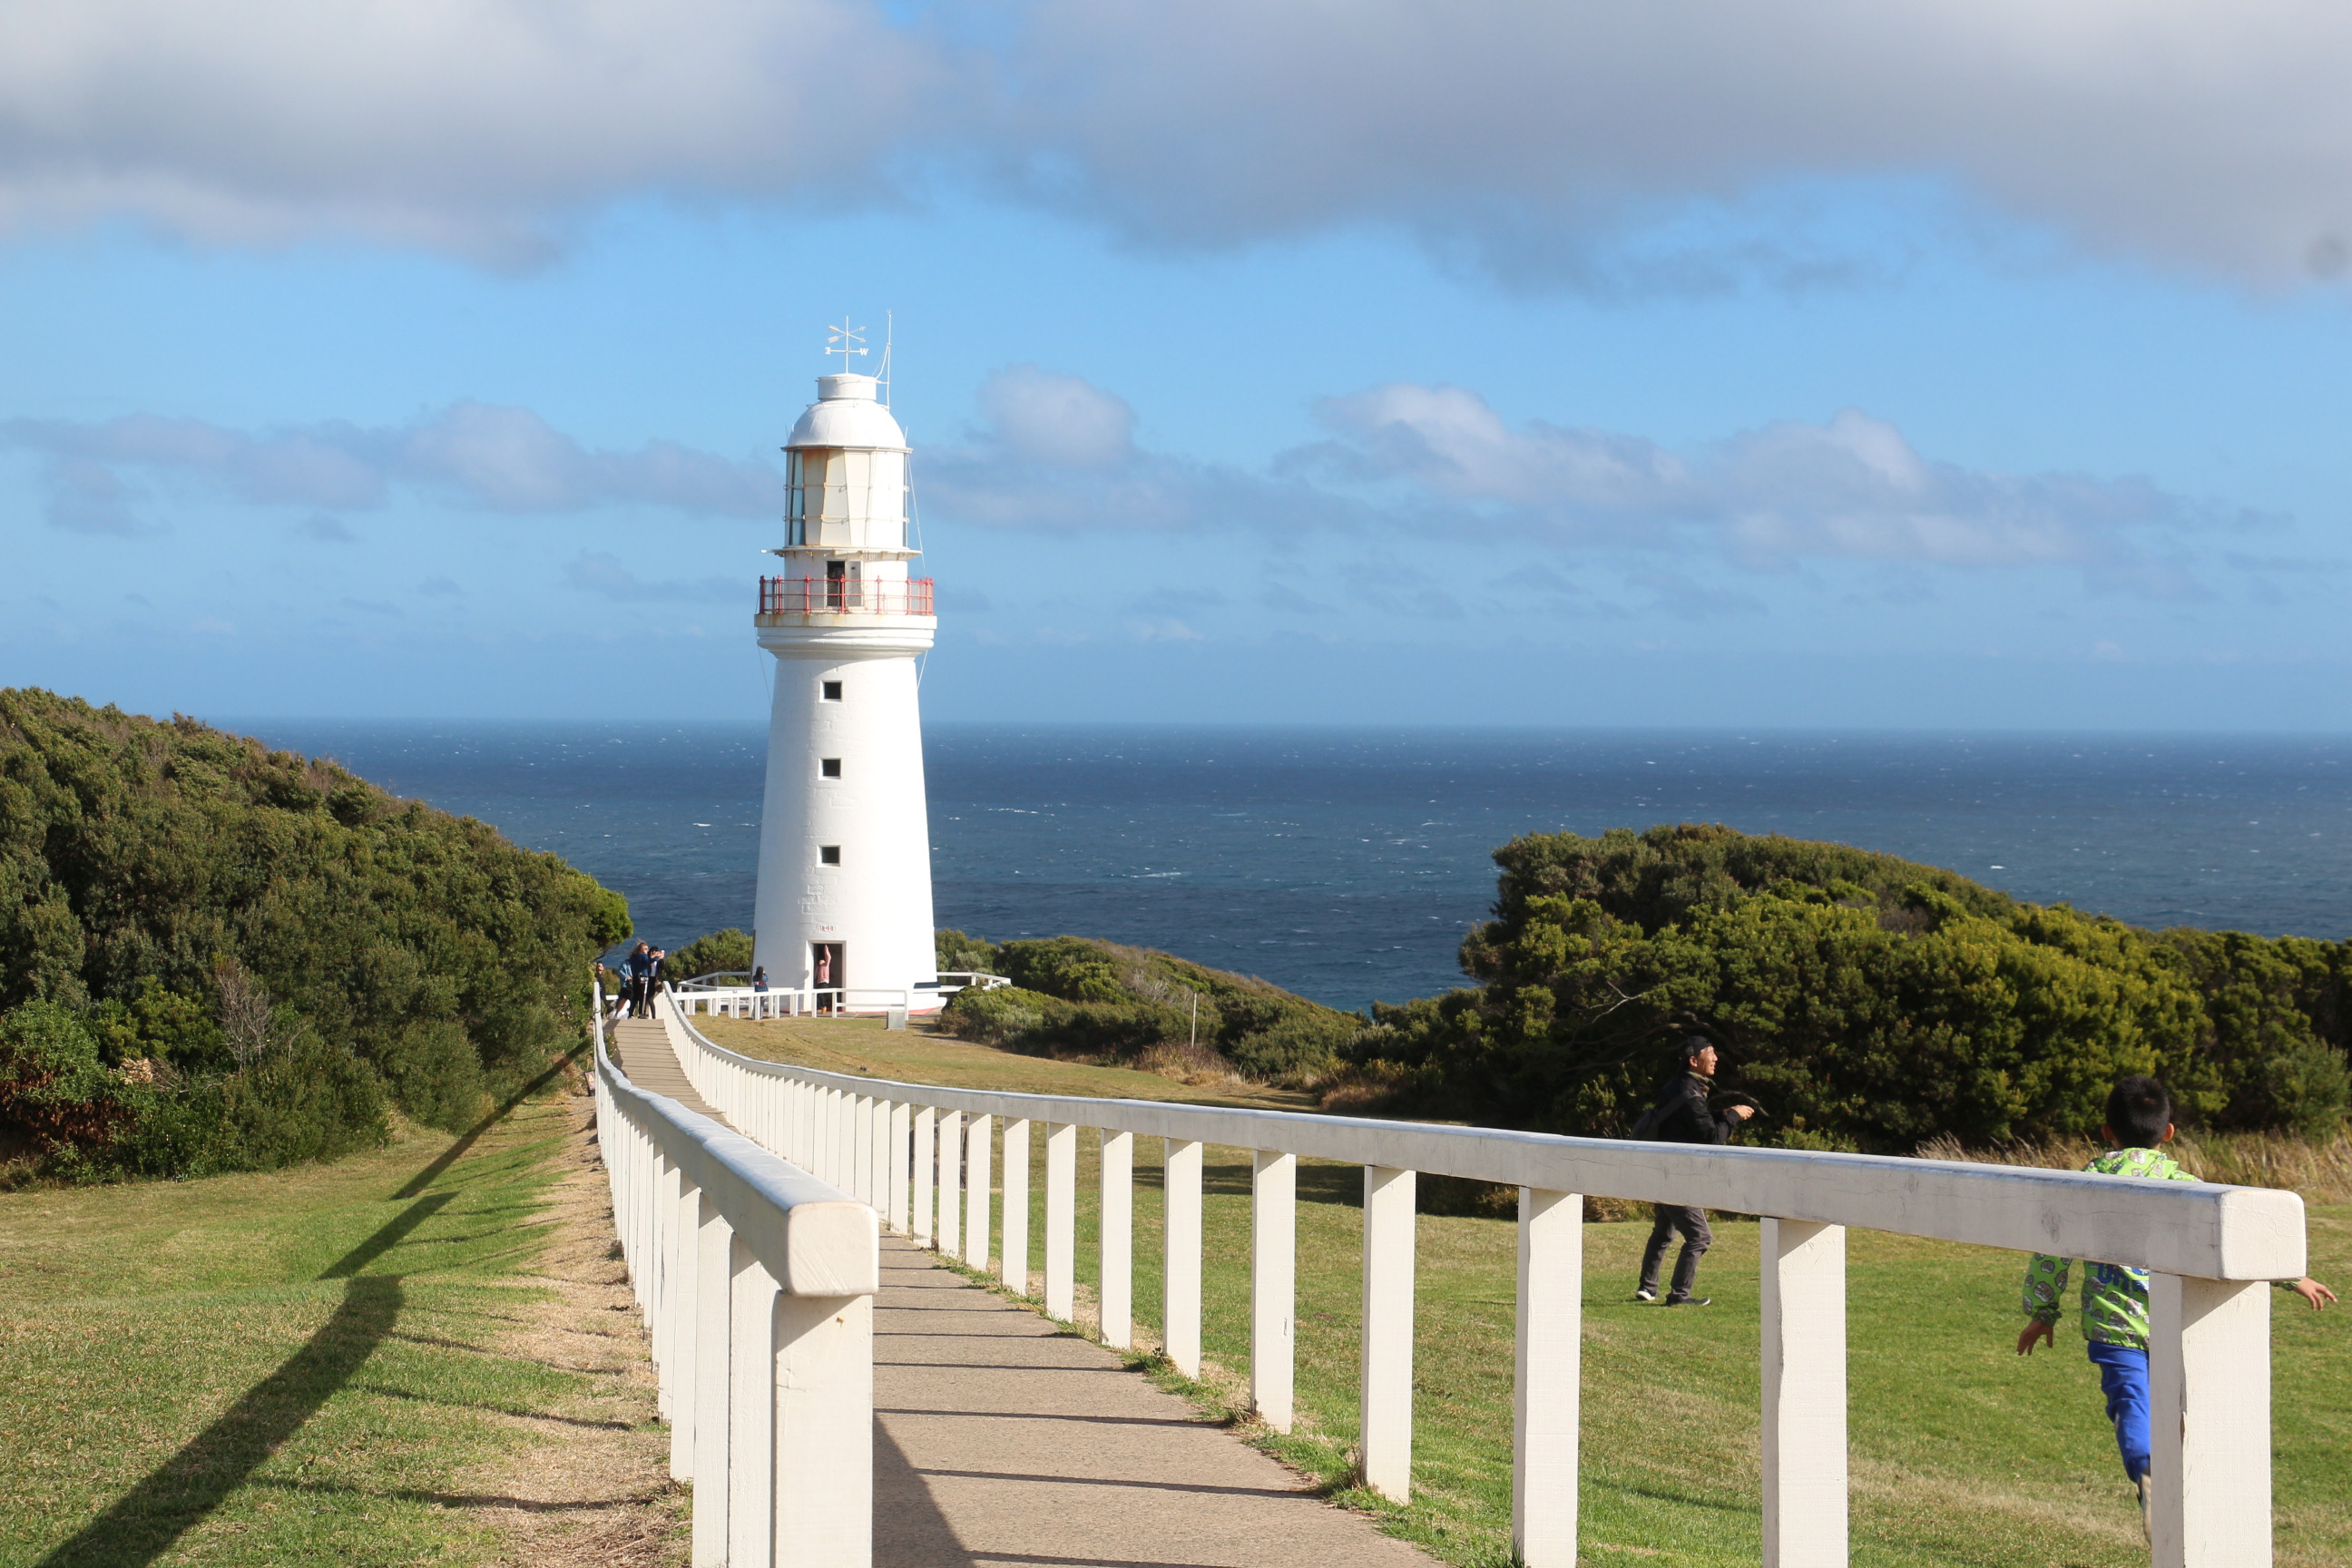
[36,1045,585,1568]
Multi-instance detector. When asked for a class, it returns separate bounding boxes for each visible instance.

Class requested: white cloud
[1,404,779,528]
[1301,384,2191,571]
[3,1,2347,285]
[926,368,2220,596]
[975,365,1136,468]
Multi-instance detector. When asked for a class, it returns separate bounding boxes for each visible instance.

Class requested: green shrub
[936,928,1001,975]
[668,927,755,982]
[1357,823,2352,1150]
[0,1003,142,1154]
[936,933,1362,1087]
[0,688,626,1179]
[997,937,1128,1002]
[940,985,1051,1045]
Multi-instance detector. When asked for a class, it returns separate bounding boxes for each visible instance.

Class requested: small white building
[750,357,941,1013]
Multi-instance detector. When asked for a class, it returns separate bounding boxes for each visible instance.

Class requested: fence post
[654,1153,685,1429]
[1360,1164,1416,1500]
[2150,1274,2272,1568]
[1001,1119,1032,1295]
[888,1102,912,1236]
[852,1094,874,1204]
[964,1114,994,1270]
[1045,1122,1077,1319]
[1760,1218,1847,1568]
[1252,1149,1296,1432]
[770,1294,874,1568]
[669,1173,702,1480]
[912,1107,936,1246]
[870,1097,891,1213]
[1163,1139,1203,1377]
[728,1240,778,1568]
[1100,1129,1133,1348]
[692,1197,735,1568]
[1514,1188,1582,1567]
[814,1088,834,1188]
[937,1110,964,1258]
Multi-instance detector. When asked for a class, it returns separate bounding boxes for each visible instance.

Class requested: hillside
[933,931,1362,1089]
[0,690,630,1182]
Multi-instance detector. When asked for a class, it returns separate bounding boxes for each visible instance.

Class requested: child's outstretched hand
[2290,1277,2337,1309]
[2016,1318,2055,1356]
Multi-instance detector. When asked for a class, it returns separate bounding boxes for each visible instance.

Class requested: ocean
[235,723,2352,1013]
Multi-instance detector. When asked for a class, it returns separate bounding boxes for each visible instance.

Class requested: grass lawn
[0,1061,677,1568]
[710,1016,2352,1568]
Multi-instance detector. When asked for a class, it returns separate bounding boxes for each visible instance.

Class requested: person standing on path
[625,941,654,1019]
[1633,1035,1755,1307]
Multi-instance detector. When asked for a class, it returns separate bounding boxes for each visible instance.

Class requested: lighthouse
[750,325,940,1013]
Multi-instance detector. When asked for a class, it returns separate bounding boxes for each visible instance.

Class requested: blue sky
[4,0,2350,728]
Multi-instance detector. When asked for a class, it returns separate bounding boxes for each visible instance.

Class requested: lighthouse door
[812,942,845,1013]
[824,560,860,610]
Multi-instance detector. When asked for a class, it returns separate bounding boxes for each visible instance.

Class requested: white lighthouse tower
[751,322,940,1013]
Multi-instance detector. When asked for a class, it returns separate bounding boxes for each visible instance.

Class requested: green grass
[718,1018,2352,1568]
[0,1063,644,1568]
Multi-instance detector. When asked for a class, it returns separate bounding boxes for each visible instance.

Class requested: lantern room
[781,373,912,555]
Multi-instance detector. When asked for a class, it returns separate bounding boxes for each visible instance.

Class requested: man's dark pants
[1639,1203,1713,1300]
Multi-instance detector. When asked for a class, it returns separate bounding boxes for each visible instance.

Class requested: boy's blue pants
[2086,1342,2151,1483]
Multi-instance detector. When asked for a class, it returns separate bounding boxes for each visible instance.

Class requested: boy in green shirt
[2015,1076,2335,1534]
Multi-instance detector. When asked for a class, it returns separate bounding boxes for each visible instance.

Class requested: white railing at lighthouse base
[652,987,2303,1568]
[593,989,878,1567]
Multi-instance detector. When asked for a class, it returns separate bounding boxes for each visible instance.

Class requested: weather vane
[825,317,867,368]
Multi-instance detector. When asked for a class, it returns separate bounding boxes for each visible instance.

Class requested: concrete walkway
[607,1014,1432,1568]
[606,1014,722,1116]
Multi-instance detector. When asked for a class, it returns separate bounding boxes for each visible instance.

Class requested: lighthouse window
[818,845,841,866]
[820,681,843,701]
[820,758,842,778]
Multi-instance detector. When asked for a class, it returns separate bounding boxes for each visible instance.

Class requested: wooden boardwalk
[604,1014,1430,1568]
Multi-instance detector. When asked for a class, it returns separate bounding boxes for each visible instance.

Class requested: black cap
[1680,1034,1715,1060]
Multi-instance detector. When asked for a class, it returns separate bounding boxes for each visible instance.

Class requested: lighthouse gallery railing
[758,575,935,616]
[638,986,2304,1568]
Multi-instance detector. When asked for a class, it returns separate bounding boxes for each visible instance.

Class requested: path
[606,1014,1429,1568]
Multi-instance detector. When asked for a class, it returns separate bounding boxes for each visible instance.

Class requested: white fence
[648,986,2306,1568]
[663,985,917,1020]
[595,995,879,1567]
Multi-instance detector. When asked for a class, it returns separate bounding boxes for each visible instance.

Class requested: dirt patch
[447,1083,689,1567]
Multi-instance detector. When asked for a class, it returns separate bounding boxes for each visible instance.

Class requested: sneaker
[2137,1474,2153,1544]
[1664,1296,1711,1308]
[1632,1287,1658,1303]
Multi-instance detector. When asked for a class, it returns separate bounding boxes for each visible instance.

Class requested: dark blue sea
[228,724,2352,1013]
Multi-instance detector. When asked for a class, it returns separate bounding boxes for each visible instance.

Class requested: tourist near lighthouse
[750,320,942,1012]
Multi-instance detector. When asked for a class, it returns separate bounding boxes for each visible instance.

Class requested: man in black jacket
[1633,1036,1755,1307]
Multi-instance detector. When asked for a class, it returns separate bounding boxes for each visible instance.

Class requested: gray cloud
[1,404,778,530]
[2,2,2348,285]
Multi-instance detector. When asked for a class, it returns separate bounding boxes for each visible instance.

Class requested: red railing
[758,576,936,616]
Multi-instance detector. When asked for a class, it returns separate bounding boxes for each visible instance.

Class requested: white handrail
[656,988,2299,1568]
[593,985,877,1568]
[664,984,920,1020]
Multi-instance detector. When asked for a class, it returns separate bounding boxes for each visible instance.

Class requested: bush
[939,986,1051,1045]
[936,932,1363,1087]
[0,688,627,1180]
[668,928,755,983]
[936,928,1001,975]
[1356,823,2352,1150]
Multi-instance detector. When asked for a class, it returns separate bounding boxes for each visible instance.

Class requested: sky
[4,0,2351,730]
